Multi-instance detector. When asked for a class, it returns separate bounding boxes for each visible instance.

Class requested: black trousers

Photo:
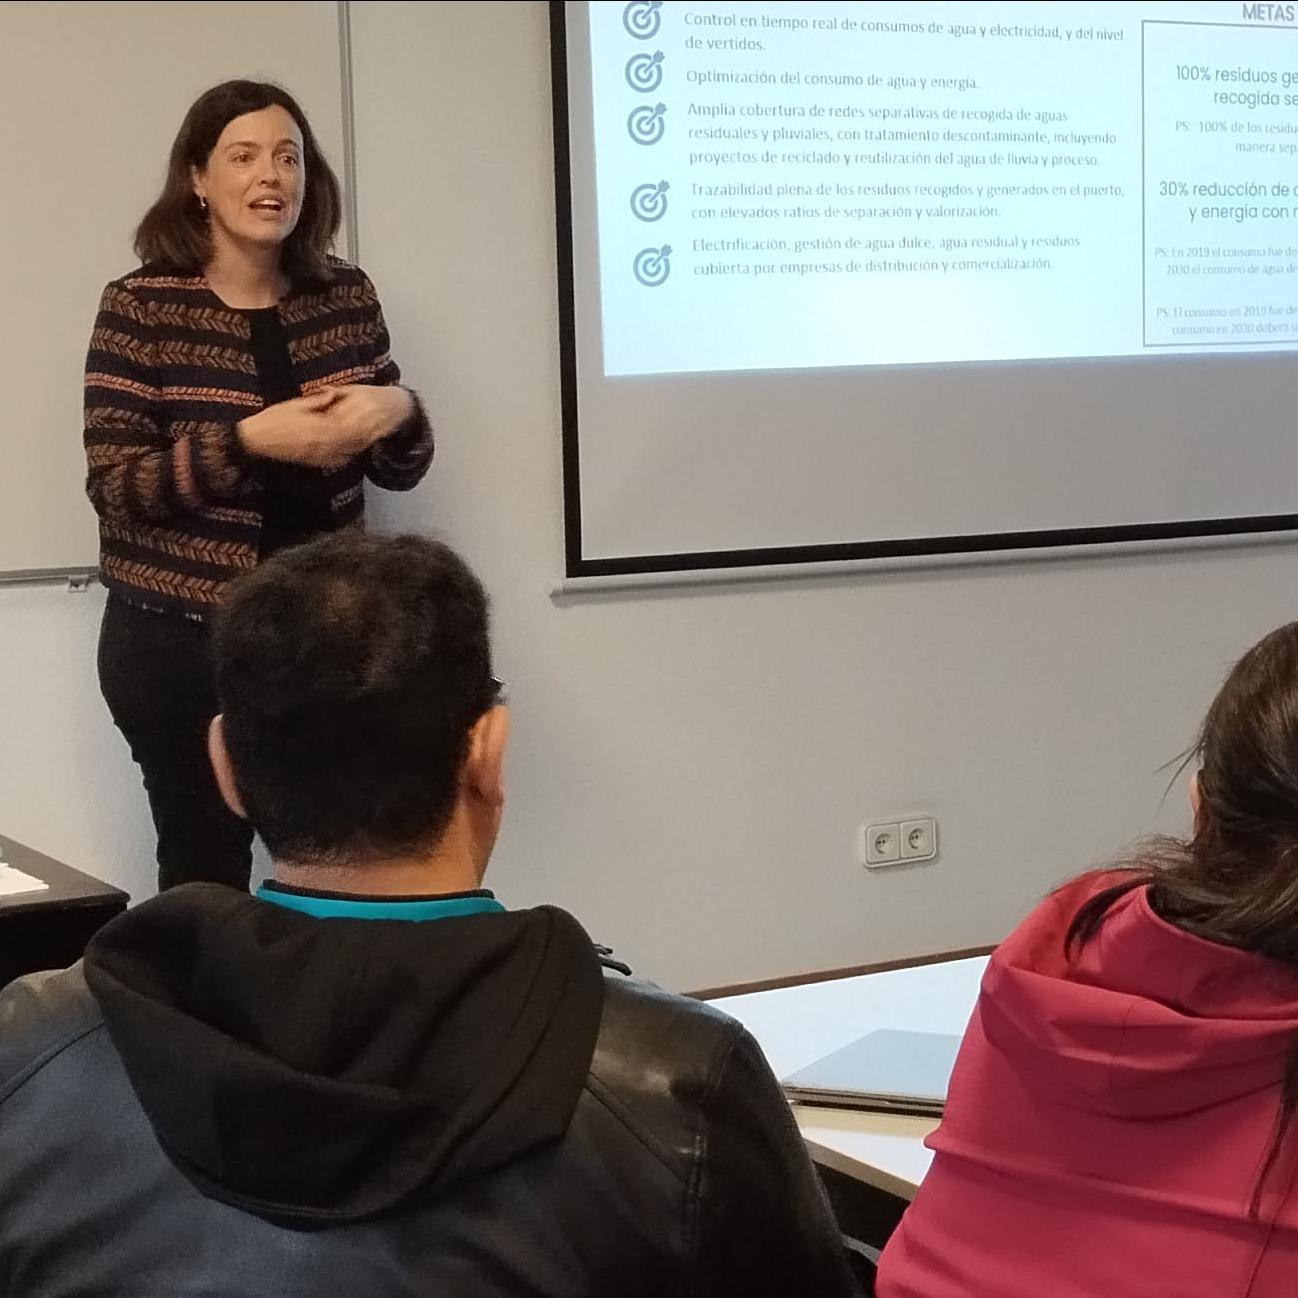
[98,596,254,893]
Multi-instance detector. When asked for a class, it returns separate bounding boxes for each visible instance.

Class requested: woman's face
[192,105,305,253]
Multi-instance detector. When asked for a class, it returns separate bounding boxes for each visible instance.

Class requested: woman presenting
[85,80,433,894]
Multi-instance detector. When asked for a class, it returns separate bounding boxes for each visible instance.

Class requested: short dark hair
[213,532,495,864]
[135,80,341,281]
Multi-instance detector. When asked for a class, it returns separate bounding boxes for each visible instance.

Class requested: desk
[0,835,128,988]
[710,952,989,1247]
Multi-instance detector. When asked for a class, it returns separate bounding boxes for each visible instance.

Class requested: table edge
[690,942,997,1000]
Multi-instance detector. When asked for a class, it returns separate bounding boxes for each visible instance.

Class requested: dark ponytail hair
[135,80,341,281]
[1066,621,1298,1217]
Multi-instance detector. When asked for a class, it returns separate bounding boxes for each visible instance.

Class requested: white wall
[4,0,1297,991]
[349,0,1298,989]
[0,587,155,901]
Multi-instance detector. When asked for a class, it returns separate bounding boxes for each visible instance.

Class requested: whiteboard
[0,1,347,575]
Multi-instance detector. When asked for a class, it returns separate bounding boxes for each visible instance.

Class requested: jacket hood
[83,884,604,1225]
[980,873,1298,1120]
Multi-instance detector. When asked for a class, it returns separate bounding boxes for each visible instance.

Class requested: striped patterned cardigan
[84,260,433,618]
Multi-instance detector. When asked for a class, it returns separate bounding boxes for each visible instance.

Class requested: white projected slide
[559,1,1298,573]
[590,0,1298,375]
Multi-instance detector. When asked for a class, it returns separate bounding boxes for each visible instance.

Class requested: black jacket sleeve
[692,1024,863,1296]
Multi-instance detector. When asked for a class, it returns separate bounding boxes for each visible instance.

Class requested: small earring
[198,195,208,211]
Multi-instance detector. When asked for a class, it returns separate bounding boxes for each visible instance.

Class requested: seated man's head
[208,532,507,887]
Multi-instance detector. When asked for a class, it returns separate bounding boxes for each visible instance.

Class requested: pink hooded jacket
[878,872,1298,1298]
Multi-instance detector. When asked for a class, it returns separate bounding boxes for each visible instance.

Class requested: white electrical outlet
[862,821,901,866]
[863,816,938,868]
[900,818,938,862]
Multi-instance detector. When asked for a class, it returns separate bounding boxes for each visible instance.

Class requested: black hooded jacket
[0,884,857,1296]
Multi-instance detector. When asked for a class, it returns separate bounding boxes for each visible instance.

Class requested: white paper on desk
[0,866,49,897]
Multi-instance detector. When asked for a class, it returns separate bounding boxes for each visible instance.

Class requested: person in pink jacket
[878,620,1298,1298]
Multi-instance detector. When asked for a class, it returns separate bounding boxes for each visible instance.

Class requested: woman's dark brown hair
[1066,620,1298,1216]
[135,80,341,281]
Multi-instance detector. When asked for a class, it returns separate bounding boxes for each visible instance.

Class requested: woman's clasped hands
[237,385,414,469]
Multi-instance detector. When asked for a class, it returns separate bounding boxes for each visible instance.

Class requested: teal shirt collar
[256,883,505,923]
